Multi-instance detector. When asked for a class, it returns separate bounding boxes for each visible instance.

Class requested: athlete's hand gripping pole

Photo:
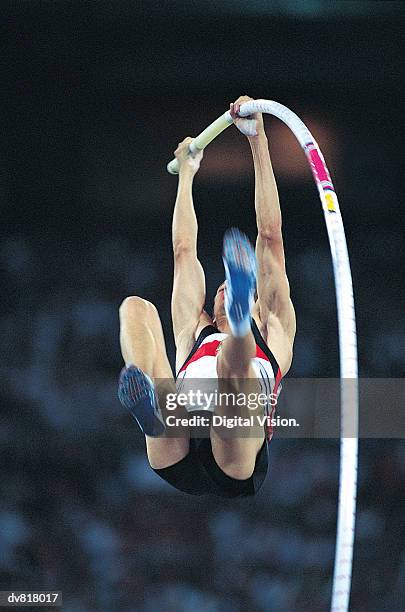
[167,111,234,175]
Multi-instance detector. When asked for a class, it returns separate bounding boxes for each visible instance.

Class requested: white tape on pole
[167,112,233,175]
[167,100,359,612]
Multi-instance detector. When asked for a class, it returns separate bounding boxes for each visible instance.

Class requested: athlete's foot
[118,365,165,437]
[222,227,257,337]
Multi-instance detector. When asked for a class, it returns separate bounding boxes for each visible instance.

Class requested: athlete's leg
[212,230,265,480]
[218,332,256,376]
[119,296,189,469]
[214,339,264,480]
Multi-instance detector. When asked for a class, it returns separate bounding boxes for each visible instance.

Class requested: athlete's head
[213,280,258,326]
[213,281,226,323]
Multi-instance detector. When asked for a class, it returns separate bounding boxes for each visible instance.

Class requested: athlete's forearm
[172,168,198,254]
[249,134,282,235]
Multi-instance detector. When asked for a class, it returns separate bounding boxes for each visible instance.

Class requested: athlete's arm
[171,138,206,349]
[231,96,296,346]
[250,130,295,328]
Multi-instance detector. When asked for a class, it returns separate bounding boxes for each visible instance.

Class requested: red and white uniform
[176,321,282,440]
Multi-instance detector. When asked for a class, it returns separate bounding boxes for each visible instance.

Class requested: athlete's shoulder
[194,310,215,340]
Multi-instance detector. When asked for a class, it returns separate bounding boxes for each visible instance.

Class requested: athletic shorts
[152,437,269,498]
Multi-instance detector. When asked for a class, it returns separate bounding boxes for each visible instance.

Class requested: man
[118,96,296,497]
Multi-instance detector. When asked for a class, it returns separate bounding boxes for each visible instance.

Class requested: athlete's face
[213,281,226,321]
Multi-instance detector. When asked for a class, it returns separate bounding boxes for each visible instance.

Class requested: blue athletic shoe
[222,228,257,337]
[118,365,165,437]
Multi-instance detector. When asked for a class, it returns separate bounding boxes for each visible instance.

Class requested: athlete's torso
[177,319,282,391]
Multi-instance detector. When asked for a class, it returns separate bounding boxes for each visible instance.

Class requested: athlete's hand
[174,137,203,176]
[230,95,265,139]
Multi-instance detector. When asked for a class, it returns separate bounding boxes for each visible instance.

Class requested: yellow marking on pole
[325,192,337,213]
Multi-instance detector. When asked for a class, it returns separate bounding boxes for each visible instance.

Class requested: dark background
[1,1,404,610]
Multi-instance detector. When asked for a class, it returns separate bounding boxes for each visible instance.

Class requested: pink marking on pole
[307,147,331,184]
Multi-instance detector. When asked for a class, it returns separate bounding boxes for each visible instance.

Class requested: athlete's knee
[216,456,256,480]
[119,296,158,323]
[145,438,190,470]
[211,435,263,480]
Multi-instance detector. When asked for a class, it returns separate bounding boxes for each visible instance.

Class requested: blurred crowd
[2,4,404,608]
[1,217,404,610]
